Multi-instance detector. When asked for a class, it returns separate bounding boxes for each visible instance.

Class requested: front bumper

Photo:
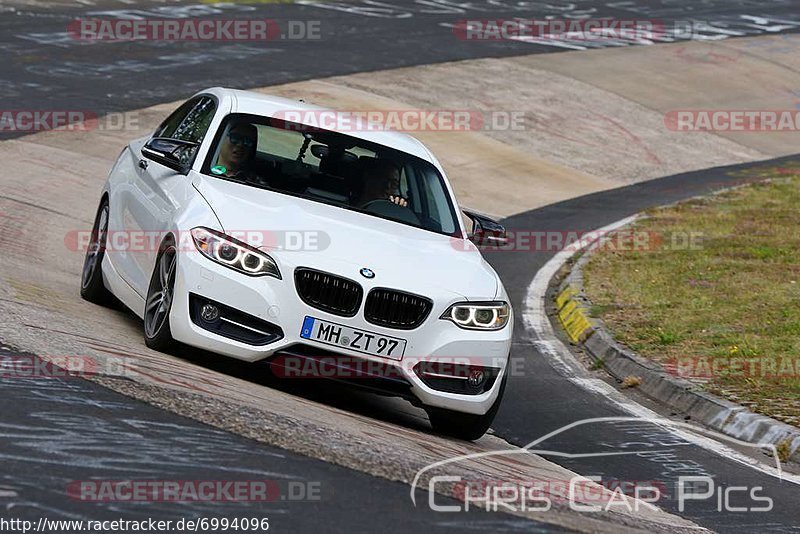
[169,251,513,415]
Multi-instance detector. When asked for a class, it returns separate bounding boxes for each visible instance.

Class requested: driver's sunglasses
[228,132,255,148]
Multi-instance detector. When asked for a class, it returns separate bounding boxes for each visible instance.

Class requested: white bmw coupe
[81,88,513,439]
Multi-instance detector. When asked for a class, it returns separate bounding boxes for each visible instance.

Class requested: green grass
[583,164,800,426]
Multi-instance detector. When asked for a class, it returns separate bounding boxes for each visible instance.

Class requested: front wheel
[425,375,507,441]
[143,243,178,351]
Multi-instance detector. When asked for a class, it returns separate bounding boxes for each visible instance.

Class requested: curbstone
[549,234,800,464]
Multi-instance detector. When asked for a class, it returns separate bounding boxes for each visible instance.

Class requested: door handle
[138,159,148,170]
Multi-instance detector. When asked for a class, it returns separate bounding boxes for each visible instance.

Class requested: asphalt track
[4,0,800,138]
[3,0,800,532]
[0,347,550,532]
[490,155,800,533]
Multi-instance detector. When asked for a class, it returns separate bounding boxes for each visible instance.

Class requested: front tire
[425,375,507,441]
[80,198,113,305]
[143,243,178,351]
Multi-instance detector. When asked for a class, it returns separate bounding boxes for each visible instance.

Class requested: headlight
[191,227,281,279]
[441,301,510,330]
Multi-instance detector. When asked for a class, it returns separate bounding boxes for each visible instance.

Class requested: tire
[425,375,507,441]
[143,242,178,351]
[80,198,114,305]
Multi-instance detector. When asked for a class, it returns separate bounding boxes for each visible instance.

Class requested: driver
[212,122,261,183]
[355,158,408,208]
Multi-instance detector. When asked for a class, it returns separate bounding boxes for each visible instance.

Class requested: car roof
[200,87,438,164]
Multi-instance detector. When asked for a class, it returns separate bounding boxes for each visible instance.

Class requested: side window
[153,96,216,165]
[154,97,216,143]
[257,124,305,161]
[153,99,196,139]
[174,97,216,143]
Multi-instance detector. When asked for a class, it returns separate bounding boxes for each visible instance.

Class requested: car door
[118,96,217,297]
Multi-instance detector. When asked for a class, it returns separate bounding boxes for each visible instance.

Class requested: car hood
[192,175,499,300]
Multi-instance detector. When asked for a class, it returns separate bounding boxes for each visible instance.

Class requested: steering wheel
[360,199,420,225]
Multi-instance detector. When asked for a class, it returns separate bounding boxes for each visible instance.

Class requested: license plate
[299,316,406,360]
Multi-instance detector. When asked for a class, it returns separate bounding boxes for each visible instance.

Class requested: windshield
[201,113,461,237]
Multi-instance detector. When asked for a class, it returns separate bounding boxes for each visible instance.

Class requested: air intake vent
[364,288,432,330]
[294,268,363,317]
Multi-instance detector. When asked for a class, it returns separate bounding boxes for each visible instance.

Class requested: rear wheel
[144,243,177,351]
[425,375,507,441]
[80,198,113,305]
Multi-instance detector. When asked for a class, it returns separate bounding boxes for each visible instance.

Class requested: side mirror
[463,209,508,247]
[141,137,199,175]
